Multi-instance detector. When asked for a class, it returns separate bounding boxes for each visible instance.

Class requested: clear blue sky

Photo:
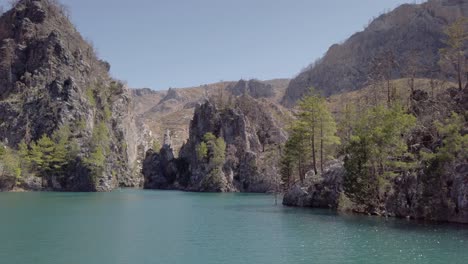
[0,0,416,90]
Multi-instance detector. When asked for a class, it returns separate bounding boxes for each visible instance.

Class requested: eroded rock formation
[143,95,288,192]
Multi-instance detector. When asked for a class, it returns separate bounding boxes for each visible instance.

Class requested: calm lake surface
[0,190,466,264]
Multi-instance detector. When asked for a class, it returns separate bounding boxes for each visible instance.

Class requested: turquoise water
[0,190,466,264]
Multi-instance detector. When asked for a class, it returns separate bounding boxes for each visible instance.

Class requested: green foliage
[279,141,296,191]
[299,89,340,170]
[91,122,110,153]
[200,132,226,166]
[51,137,68,171]
[212,137,226,166]
[337,103,358,147]
[201,167,226,191]
[0,145,21,180]
[343,136,377,208]
[86,87,96,106]
[353,104,416,169]
[343,104,416,209]
[69,139,81,159]
[198,133,227,189]
[279,88,340,185]
[86,146,106,169]
[434,112,468,162]
[28,132,71,175]
[280,125,309,184]
[83,121,113,181]
[32,135,55,174]
[103,105,112,121]
[196,141,208,161]
[152,140,161,152]
[75,118,87,131]
[420,112,468,193]
[12,125,80,179]
[18,140,30,170]
[84,122,111,176]
[203,132,216,142]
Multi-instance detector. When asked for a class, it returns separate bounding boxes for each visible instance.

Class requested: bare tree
[439,17,468,91]
[405,49,423,93]
[367,50,399,107]
[367,56,385,106]
[404,49,424,107]
[380,50,399,106]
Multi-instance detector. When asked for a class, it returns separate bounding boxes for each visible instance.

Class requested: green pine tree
[343,104,416,210]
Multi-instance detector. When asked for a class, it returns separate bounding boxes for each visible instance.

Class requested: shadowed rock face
[282,0,468,106]
[283,160,345,209]
[143,96,288,192]
[0,0,147,191]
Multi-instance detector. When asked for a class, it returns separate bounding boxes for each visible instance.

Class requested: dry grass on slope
[328,78,455,116]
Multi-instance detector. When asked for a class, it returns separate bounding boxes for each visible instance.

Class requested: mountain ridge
[282,0,468,106]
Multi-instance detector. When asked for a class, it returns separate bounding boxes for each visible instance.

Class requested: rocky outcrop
[283,160,345,208]
[142,95,288,192]
[143,130,189,189]
[0,0,144,191]
[282,0,468,106]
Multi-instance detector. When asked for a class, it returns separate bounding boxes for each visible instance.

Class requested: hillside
[282,0,468,106]
[328,78,455,116]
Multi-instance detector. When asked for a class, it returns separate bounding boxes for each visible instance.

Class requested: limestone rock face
[282,0,468,106]
[142,96,288,192]
[0,0,145,191]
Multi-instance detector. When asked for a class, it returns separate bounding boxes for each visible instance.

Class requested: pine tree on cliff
[296,88,340,174]
[343,105,416,210]
[280,88,339,185]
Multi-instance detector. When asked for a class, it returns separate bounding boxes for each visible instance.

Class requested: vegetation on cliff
[280,90,340,190]
[0,0,144,191]
[281,17,468,223]
[196,133,227,191]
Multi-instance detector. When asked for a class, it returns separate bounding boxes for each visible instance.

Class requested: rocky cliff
[0,0,145,191]
[282,0,468,106]
[143,95,290,192]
